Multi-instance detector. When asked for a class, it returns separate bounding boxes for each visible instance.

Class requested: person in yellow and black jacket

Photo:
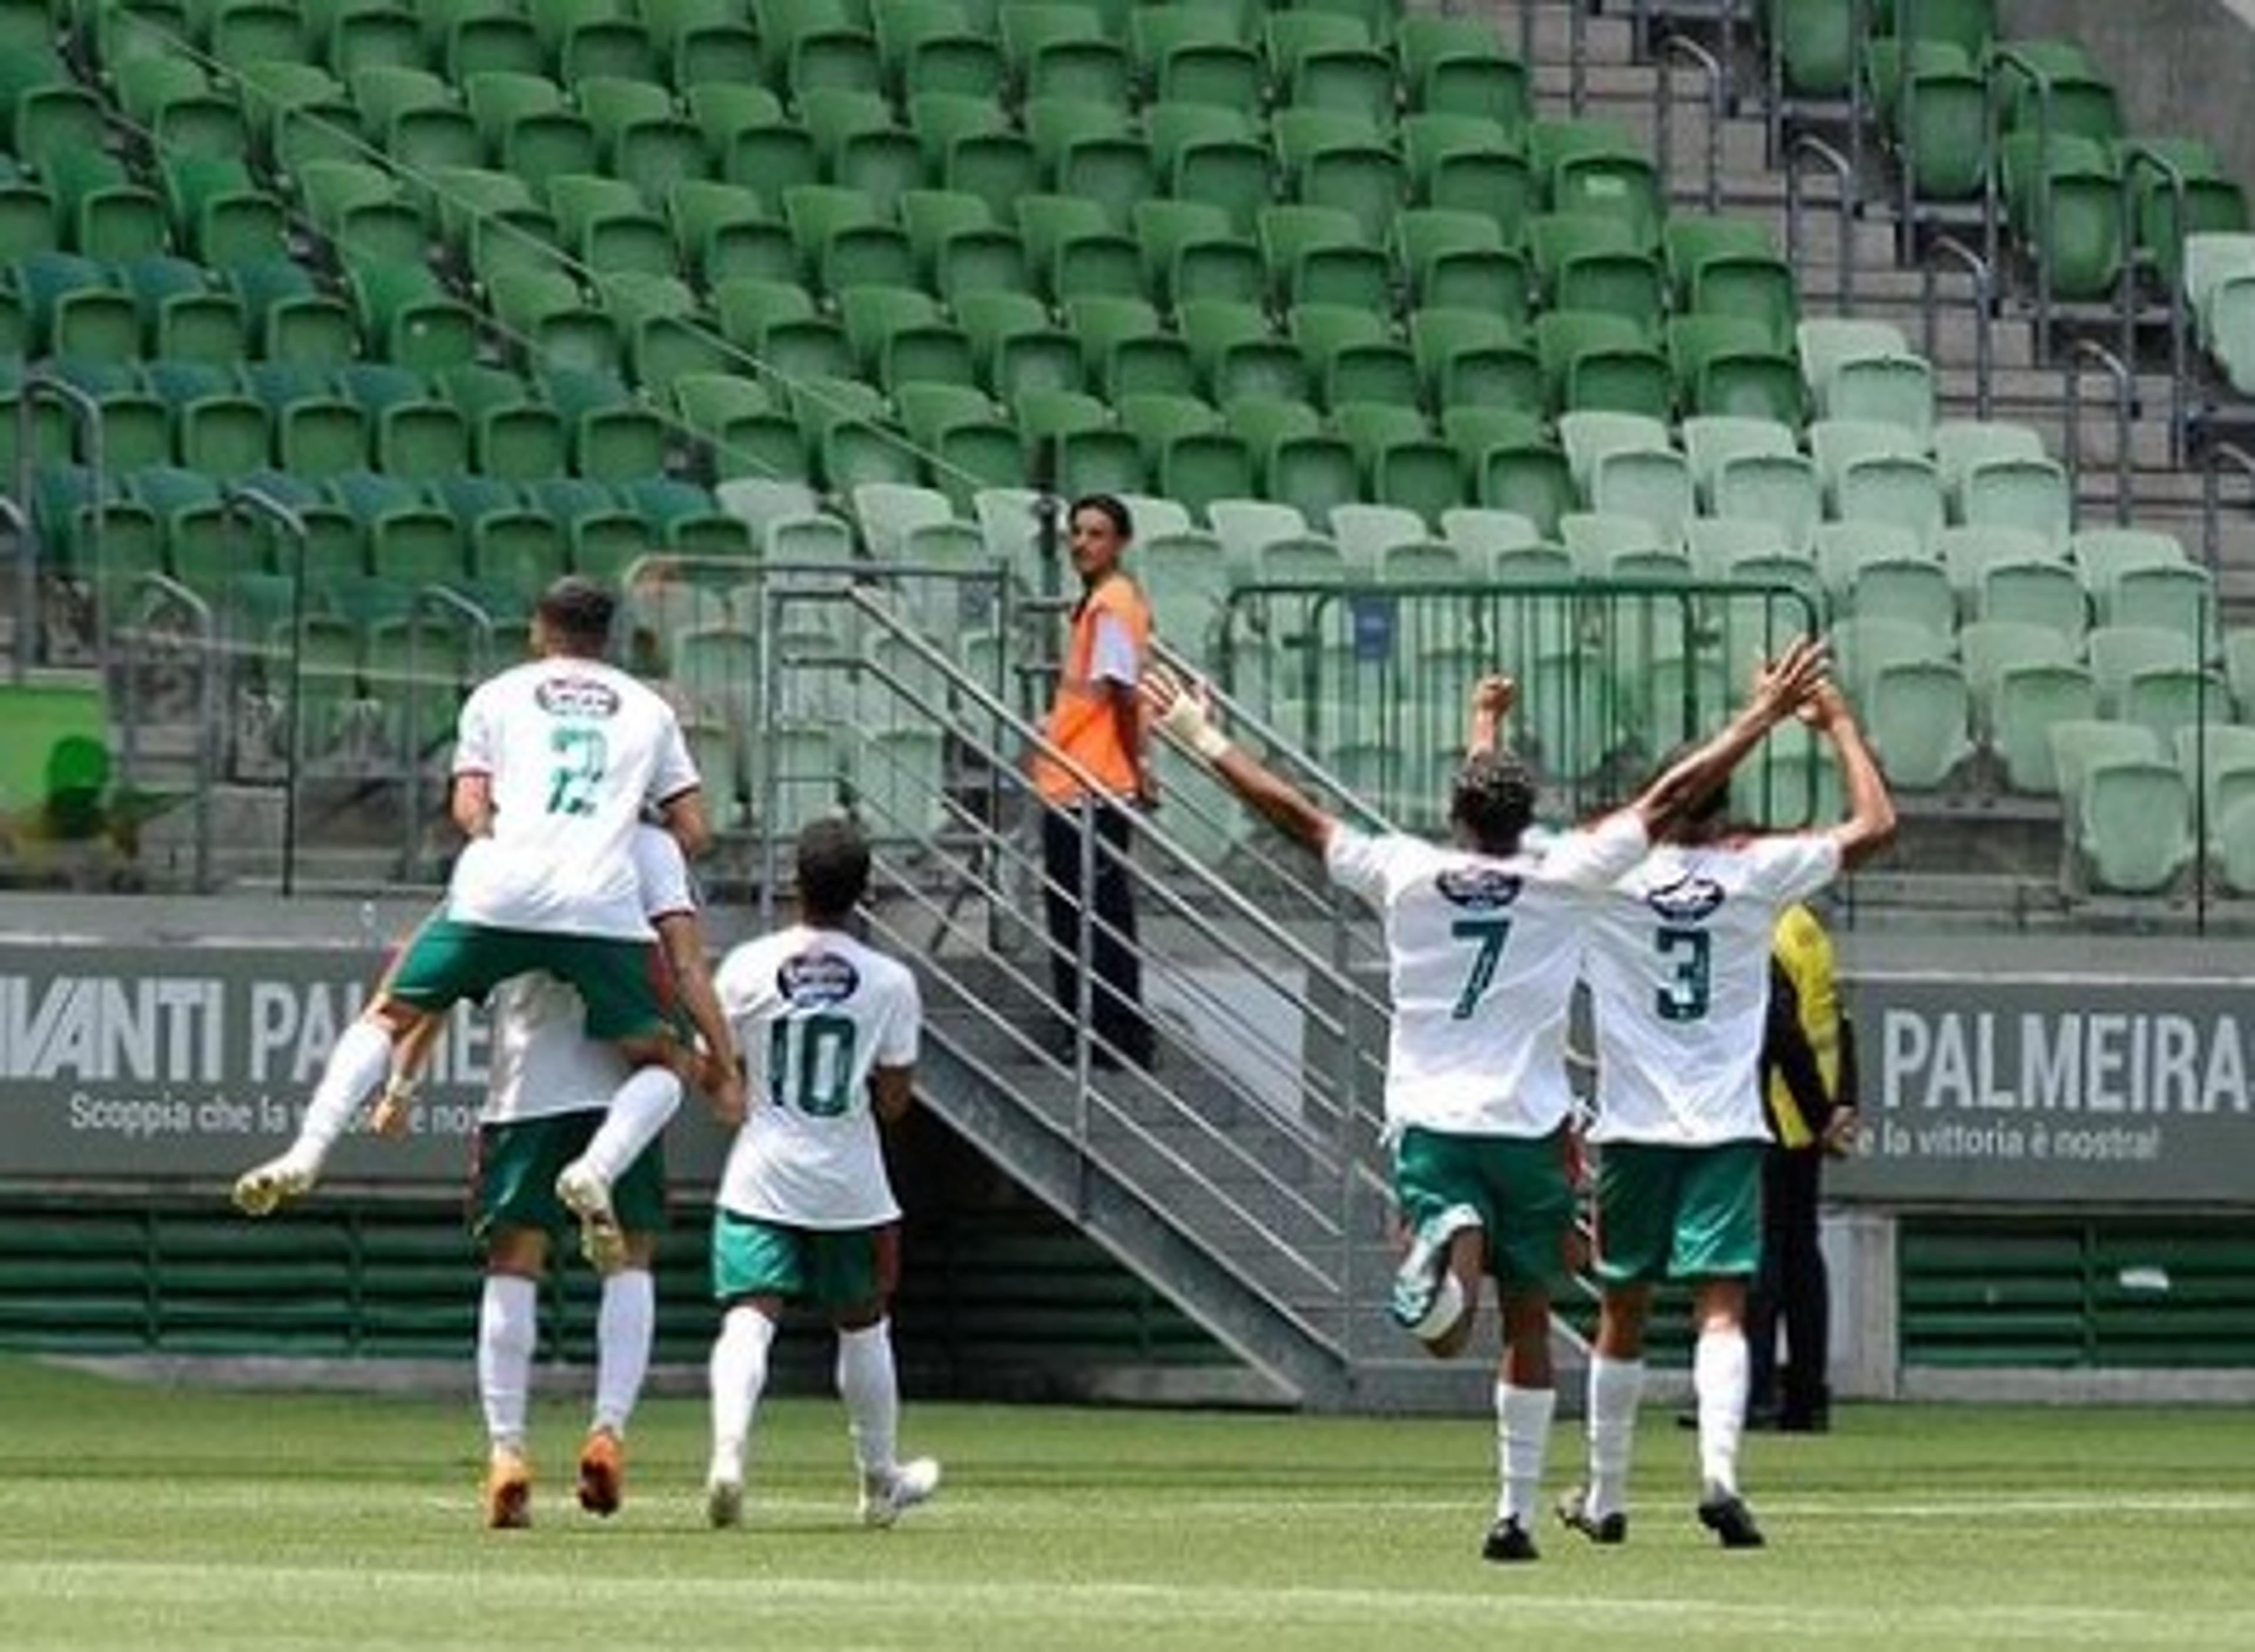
[1748,901,1859,1432]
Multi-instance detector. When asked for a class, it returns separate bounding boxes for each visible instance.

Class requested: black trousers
[1040,800,1151,1064]
[1748,1145,1829,1424]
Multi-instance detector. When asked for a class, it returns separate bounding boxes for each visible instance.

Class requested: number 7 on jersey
[1449,916,1513,1020]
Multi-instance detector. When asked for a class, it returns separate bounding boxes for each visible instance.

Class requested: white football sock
[576,1067,684,1185]
[297,1019,393,1158]
[1495,1382,1556,1526]
[591,1269,654,1437]
[1695,1327,1750,1495]
[708,1306,776,1485]
[477,1273,538,1453]
[1586,1354,1645,1520]
[836,1320,899,1478]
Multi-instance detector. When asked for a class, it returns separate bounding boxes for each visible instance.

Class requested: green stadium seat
[841,282,976,390]
[2074,756,2194,894]
[116,56,250,161]
[713,274,853,383]
[1264,11,1392,129]
[488,267,622,377]
[49,360,168,473]
[226,259,356,366]
[873,0,1003,99]
[243,361,367,479]
[1397,14,1529,133]
[297,159,429,268]
[953,288,1081,402]
[1835,451,1945,552]
[642,0,762,86]
[1272,107,1405,244]
[336,362,470,478]
[1443,404,1569,536]
[1408,305,1540,413]
[600,269,731,390]
[1863,656,1973,788]
[797,87,923,214]
[579,76,709,203]
[545,365,668,481]
[531,0,659,83]
[1290,302,1419,410]
[1258,203,1391,312]
[1026,97,1155,232]
[1132,198,1263,309]
[2000,130,2126,303]
[464,69,598,181]
[1063,293,1196,399]
[18,252,137,363]
[1401,112,1533,241]
[1145,100,1272,235]
[1001,2,1129,106]
[1179,299,1310,406]
[440,362,569,478]
[352,65,484,176]
[119,254,245,365]
[1534,309,1672,417]
[755,0,882,96]
[1532,213,1664,339]
[1394,207,1528,320]
[908,91,1039,221]
[1130,6,1261,111]
[1009,191,1140,303]
[783,183,918,295]
[44,149,167,264]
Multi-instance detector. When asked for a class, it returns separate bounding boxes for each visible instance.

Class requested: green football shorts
[1591,1139,1764,1286]
[388,915,670,1042]
[1391,1125,1576,1292]
[711,1209,896,1312]
[473,1111,666,1246]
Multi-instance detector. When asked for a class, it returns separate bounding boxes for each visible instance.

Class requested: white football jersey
[482,827,698,1126]
[446,657,699,940]
[1581,834,1843,1145]
[1325,812,1650,1138]
[713,925,921,1229]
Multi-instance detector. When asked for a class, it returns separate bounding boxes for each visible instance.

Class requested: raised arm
[1141,669,1335,854]
[1465,673,1516,758]
[1624,636,1829,839]
[1801,680,1897,869]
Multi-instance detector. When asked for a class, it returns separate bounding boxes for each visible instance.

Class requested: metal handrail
[1765,0,1866,188]
[1786,132,1858,314]
[223,487,309,896]
[2121,143,2197,467]
[394,583,496,881]
[2,494,25,687]
[2202,441,2255,576]
[1570,0,1589,115]
[1987,46,2058,348]
[114,572,214,892]
[18,373,104,685]
[1655,33,1726,214]
[2062,338,2133,530]
[1921,234,1994,418]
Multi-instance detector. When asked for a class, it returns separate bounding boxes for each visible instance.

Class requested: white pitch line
[4,1559,2253,1642]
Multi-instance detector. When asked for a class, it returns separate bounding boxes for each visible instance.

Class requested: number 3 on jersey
[1449,916,1513,1020]
[1655,925,1711,1022]
[547,726,607,815]
[769,1014,858,1117]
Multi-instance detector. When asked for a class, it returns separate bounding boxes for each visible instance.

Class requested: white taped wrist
[1190,725,1231,761]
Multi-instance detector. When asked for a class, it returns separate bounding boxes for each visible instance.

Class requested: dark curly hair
[535,576,617,654]
[797,815,872,923]
[1449,750,1539,857]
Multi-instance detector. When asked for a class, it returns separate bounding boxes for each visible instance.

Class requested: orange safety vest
[1033,572,1151,805]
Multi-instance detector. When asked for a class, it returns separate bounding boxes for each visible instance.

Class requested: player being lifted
[1556,674,1893,1552]
[1142,640,1828,1564]
[230,577,742,1245]
[704,817,938,1532]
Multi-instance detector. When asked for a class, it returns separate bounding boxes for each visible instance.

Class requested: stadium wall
[2004,0,2255,195]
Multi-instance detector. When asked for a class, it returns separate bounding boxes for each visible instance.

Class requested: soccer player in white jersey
[1557,676,1894,1552]
[1142,642,1826,1563]
[231,578,742,1239]
[704,816,939,1532]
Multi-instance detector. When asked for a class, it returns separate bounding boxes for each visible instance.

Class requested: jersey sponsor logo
[1433,865,1524,911]
[534,676,622,720]
[778,952,860,1007]
[1645,874,1726,924]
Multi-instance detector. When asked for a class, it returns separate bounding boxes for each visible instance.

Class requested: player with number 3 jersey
[1559,676,1894,1556]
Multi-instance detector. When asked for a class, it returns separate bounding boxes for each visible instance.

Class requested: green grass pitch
[4,1358,2254,1649]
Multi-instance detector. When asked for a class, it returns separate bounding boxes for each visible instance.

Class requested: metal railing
[1921,234,1995,419]
[2121,143,2199,467]
[114,573,216,892]
[1655,32,1726,214]
[2062,338,2135,530]
[1786,133,1859,315]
